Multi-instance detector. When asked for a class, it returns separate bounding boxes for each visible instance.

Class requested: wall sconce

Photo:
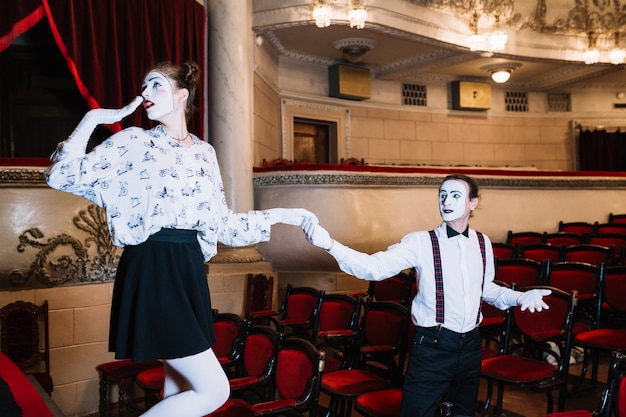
[481,62,522,83]
[348,0,368,29]
[312,0,333,28]
[583,32,600,64]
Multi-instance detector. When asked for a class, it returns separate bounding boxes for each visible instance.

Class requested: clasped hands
[265,209,333,250]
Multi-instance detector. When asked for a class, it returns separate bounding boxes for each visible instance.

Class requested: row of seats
[97,274,415,417]
[178,298,410,417]
[494,243,624,267]
[500,213,626,264]
[98,260,626,417]
[478,260,626,416]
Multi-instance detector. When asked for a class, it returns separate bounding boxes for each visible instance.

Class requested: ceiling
[252,1,626,92]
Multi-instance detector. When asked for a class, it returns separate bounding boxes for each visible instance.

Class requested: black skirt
[109,229,215,361]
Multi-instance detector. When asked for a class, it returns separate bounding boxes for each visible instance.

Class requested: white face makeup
[141,72,174,120]
[439,179,469,222]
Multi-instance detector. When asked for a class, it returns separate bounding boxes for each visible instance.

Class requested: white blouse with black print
[46,124,273,261]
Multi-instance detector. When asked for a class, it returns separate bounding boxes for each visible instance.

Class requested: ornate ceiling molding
[265,30,336,66]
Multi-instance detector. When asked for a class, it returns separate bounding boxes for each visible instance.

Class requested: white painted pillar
[207,0,254,211]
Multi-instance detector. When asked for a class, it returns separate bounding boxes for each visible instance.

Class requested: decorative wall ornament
[0,168,46,186]
[10,204,120,287]
[526,0,626,35]
[409,0,625,63]
[253,169,626,188]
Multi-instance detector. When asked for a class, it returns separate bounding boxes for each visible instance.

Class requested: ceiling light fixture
[467,11,507,54]
[583,32,600,65]
[333,37,376,63]
[348,1,368,29]
[312,0,333,28]
[491,69,512,83]
[481,62,522,84]
[468,12,485,52]
[608,32,626,65]
[487,15,508,52]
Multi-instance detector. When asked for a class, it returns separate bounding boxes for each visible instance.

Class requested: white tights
[140,348,230,417]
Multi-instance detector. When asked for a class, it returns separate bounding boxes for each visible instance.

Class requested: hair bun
[182,61,200,90]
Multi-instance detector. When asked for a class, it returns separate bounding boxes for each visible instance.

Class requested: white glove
[517,289,551,312]
[302,218,334,251]
[69,96,144,144]
[265,208,318,227]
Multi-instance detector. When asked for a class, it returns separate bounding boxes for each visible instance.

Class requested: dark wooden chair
[315,294,362,372]
[261,158,293,167]
[608,213,626,224]
[208,336,325,417]
[340,157,365,165]
[518,243,564,263]
[596,223,626,236]
[229,323,280,402]
[364,271,413,308]
[320,300,410,417]
[0,300,53,396]
[491,242,518,260]
[547,352,626,417]
[244,273,274,324]
[562,244,614,267]
[480,286,576,416]
[136,311,246,409]
[558,221,597,235]
[505,230,546,246]
[573,266,626,388]
[96,358,161,416]
[252,284,325,342]
[587,234,626,265]
[545,261,605,331]
[545,232,585,246]
[495,257,545,287]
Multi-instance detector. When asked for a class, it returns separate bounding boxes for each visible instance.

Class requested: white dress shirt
[328,223,521,333]
[46,125,273,261]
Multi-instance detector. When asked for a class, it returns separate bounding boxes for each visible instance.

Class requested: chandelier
[583,32,600,65]
[312,0,368,29]
[348,0,368,29]
[608,33,625,65]
[312,0,333,28]
[581,31,625,65]
[468,11,508,55]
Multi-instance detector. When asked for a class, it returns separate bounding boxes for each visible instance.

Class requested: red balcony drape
[578,129,626,171]
[0,0,206,136]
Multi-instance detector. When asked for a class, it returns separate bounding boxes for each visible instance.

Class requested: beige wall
[255,172,626,272]
[348,109,571,170]
[252,40,624,171]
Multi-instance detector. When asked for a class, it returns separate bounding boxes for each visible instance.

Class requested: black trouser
[400,325,482,417]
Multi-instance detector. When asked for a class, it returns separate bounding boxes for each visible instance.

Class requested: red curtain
[578,129,626,171]
[0,0,45,51]
[0,0,206,136]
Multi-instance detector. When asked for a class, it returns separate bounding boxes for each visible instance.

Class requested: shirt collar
[446,224,469,238]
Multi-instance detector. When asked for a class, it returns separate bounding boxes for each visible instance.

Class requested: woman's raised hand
[84,96,143,126]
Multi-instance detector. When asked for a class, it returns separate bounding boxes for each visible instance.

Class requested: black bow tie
[447,225,469,238]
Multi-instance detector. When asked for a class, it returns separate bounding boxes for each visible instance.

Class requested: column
[207,0,254,211]
[207,0,266,267]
